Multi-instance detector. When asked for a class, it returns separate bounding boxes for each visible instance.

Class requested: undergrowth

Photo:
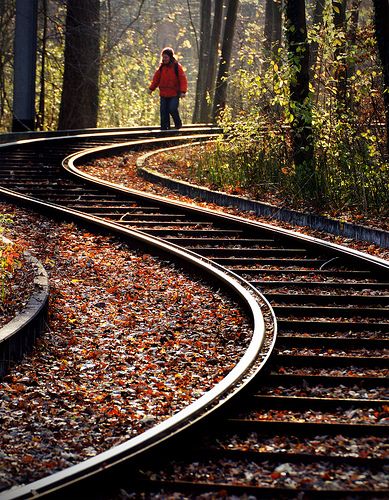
[193,45,388,215]
[192,6,389,217]
[192,124,389,216]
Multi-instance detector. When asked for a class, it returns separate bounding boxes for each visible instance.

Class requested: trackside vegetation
[195,1,389,214]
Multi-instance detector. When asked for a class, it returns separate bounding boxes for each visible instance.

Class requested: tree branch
[187,0,199,57]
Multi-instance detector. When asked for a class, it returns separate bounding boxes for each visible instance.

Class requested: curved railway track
[0,127,388,499]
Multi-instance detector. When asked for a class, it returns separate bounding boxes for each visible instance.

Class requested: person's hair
[161,47,176,63]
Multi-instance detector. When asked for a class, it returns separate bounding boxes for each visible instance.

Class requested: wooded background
[0,0,388,210]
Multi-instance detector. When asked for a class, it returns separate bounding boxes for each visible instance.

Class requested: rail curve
[0,127,272,499]
[0,127,388,499]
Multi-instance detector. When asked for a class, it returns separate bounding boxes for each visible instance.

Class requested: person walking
[148,47,188,130]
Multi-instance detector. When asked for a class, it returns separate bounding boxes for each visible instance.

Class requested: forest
[0,0,388,214]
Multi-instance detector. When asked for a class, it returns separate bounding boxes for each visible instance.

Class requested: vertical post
[12,0,38,132]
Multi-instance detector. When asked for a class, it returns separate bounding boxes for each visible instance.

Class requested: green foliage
[0,242,23,303]
[98,42,159,127]
[0,214,11,232]
[36,39,65,130]
[195,0,388,216]
[314,108,388,211]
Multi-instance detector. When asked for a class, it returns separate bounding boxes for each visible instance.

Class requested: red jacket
[149,62,188,97]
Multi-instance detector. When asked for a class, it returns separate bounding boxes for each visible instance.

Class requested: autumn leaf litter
[81,149,389,494]
[0,247,36,329]
[2,143,388,493]
[0,203,252,491]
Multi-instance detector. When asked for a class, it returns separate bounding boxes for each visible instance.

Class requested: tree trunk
[264,0,274,61]
[263,0,282,71]
[349,0,361,46]
[332,0,348,116]
[37,0,47,131]
[347,0,361,78]
[193,0,212,123]
[12,0,38,132]
[58,0,100,130]
[201,0,224,122]
[372,0,389,154]
[309,0,325,77]
[0,0,14,127]
[285,0,315,194]
[272,0,282,53]
[212,0,240,121]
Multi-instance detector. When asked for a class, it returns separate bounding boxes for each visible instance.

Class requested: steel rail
[67,139,389,274]
[0,125,219,151]
[0,128,274,499]
[137,141,389,248]
[0,124,215,144]
[66,138,389,499]
[0,129,388,498]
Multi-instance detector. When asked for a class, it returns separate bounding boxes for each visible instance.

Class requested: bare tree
[193,0,212,122]
[372,0,389,153]
[58,0,100,130]
[212,0,240,120]
[100,0,146,59]
[201,0,224,122]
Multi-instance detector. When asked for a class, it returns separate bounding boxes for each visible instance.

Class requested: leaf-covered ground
[0,203,252,491]
[2,141,388,492]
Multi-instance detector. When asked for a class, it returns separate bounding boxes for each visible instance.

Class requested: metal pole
[12,0,38,132]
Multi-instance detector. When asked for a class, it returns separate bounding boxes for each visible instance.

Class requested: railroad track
[0,128,388,499]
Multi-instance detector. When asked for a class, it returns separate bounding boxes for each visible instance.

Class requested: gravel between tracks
[140,458,389,492]
[0,203,253,491]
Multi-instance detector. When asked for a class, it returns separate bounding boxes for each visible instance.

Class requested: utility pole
[12,0,38,132]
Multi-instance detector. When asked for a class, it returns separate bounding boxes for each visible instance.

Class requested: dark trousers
[160,96,182,130]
